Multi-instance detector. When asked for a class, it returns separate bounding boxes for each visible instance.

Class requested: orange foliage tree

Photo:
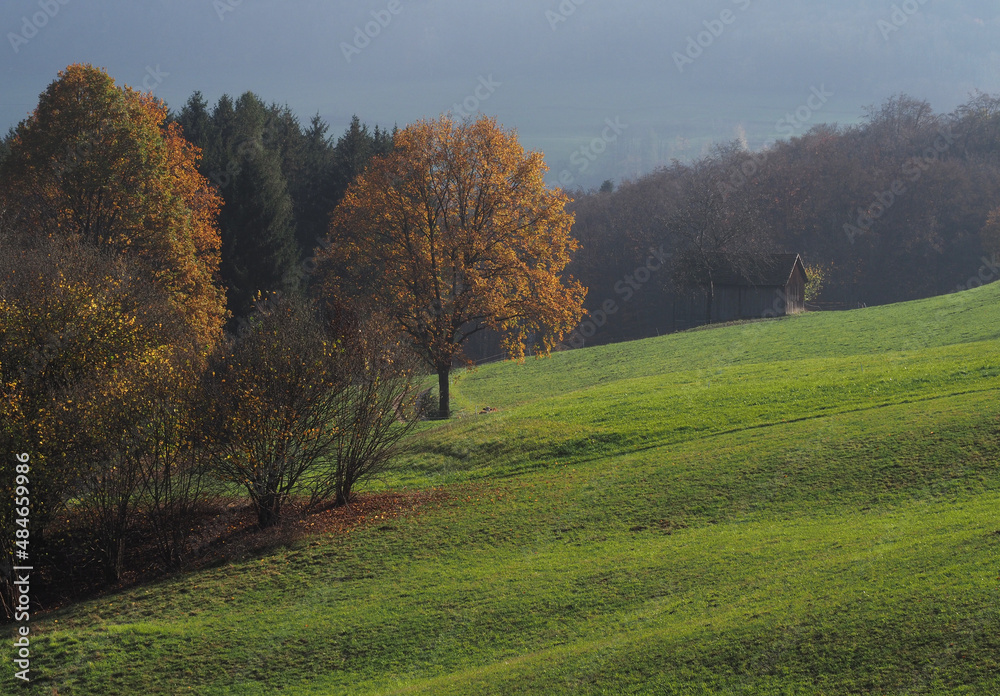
[0,235,203,589]
[0,64,226,591]
[316,115,586,418]
[0,63,226,350]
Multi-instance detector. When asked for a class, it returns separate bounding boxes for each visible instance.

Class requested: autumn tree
[0,64,226,589]
[0,64,226,350]
[64,347,211,582]
[803,263,828,304]
[132,352,213,572]
[307,302,421,507]
[0,232,206,589]
[205,294,419,527]
[953,91,1000,160]
[0,129,11,169]
[317,115,586,418]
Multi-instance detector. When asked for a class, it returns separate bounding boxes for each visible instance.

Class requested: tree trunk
[104,537,125,584]
[256,493,281,529]
[335,483,352,508]
[437,366,451,419]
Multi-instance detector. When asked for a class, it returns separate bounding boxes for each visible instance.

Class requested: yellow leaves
[1,64,226,355]
[315,113,587,369]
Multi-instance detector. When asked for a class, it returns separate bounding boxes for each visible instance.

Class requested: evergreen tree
[215,93,300,320]
[175,91,300,321]
[175,91,213,149]
[332,116,375,206]
[263,104,306,182]
[172,91,394,310]
[219,145,299,319]
[290,114,337,258]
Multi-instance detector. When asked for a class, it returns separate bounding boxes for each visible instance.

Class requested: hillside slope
[396,281,1000,486]
[454,278,1000,412]
[5,283,1000,695]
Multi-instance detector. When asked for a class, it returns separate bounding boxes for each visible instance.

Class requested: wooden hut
[707,253,808,323]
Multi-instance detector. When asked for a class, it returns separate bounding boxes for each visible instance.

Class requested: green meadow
[6,281,1000,695]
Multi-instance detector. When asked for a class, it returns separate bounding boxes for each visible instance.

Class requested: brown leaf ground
[29,489,449,617]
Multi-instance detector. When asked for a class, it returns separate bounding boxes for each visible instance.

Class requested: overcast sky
[2,0,999,187]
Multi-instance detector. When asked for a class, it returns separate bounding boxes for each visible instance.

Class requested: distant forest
[7,90,996,355]
[563,93,1000,350]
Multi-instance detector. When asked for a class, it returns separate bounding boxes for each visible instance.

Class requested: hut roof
[712,253,807,287]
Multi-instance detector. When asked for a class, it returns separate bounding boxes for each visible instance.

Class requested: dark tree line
[560,93,1000,349]
[172,93,393,322]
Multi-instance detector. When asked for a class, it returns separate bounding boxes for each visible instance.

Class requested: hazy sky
[2,0,999,187]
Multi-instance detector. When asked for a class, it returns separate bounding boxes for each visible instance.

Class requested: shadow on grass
[17,489,447,621]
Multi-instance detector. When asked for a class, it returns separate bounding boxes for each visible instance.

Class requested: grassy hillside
[451,280,1000,413]
[6,282,1000,695]
[393,282,1000,487]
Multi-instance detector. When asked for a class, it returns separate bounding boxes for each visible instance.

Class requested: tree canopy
[173,94,394,321]
[657,144,773,323]
[316,115,586,418]
[0,64,226,350]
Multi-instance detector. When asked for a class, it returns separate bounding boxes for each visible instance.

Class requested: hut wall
[785,273,806,314]
[711,286,742,323]
[709,285,792,322]
[741,286,789,319]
